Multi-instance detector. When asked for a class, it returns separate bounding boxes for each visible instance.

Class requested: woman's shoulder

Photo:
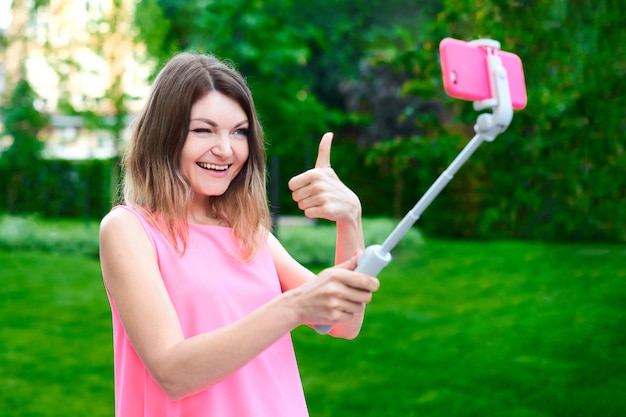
[101,205,140,228]
[100,205,153,241]
[100,205,157,254]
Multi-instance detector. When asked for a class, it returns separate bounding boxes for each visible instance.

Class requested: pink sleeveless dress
[105,206,309,417]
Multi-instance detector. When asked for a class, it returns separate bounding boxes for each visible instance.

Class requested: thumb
[314,132,334,169]
[335,249,363,271]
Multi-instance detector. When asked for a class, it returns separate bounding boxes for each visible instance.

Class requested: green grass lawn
[294,240,626,416]
[0,251,112,417]
[1,238,625,416]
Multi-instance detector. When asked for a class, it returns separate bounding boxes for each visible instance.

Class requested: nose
[211,132,233,158]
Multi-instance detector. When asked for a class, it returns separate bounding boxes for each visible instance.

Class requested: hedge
[0,158,117,219]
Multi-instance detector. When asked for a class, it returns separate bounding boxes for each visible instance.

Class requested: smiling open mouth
[197,162,229,172]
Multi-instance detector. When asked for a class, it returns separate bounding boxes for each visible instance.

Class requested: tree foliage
[0,79,49,213]
[130,0,625,242]
[132,0,441,199]
[2,0,621,242]
[346,0,625,241]
[135,0,328,161]
[424,0,626,241]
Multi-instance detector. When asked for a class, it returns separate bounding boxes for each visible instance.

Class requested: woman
[99,52,379,416]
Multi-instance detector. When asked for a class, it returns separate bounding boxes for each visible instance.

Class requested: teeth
[197,162,228,171]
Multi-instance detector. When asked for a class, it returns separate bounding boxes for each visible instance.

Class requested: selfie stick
[315,39,514,334]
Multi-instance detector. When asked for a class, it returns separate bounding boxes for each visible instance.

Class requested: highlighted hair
[122,52,270,260]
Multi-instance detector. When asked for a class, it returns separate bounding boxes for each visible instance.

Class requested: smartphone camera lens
[450,71,458,84]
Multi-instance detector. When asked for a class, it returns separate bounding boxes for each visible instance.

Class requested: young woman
[99,52,379,416]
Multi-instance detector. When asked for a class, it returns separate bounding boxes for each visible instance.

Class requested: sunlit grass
[0,251,112,416]
[293,240,626,417]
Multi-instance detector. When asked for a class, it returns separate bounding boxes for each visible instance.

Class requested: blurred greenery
[1,0,624,242]
[279,217,424,266]
[0,79,49,214]
[0,158,116,219]
[129,0,625,242]
[1,218,624,416]
[0,214,100,257]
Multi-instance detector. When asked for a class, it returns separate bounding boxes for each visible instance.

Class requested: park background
[0,0,624,416]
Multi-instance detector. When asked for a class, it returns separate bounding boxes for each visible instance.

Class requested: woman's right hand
[282,253,380,328]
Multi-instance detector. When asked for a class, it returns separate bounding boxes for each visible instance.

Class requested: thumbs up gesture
[288,132,362,222]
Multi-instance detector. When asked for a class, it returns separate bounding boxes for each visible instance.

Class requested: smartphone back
[439,38,527,110]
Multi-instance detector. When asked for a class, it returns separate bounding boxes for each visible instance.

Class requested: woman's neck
[187,197,228,226]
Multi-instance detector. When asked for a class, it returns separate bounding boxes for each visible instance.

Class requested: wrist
[274,290,305,330]
[337,193,362,225]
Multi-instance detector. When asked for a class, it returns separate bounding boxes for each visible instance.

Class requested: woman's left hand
[288,132,361,222]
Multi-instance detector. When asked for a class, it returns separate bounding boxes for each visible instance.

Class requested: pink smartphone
[439,37,527,110]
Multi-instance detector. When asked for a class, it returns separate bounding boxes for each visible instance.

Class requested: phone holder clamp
[470,39,513,142]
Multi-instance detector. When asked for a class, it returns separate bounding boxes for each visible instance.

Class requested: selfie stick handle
[315,39,513,335]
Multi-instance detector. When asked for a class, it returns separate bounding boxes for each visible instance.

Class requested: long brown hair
[122,52,270,260]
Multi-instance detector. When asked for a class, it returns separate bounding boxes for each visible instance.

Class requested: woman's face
[180,91,250,199]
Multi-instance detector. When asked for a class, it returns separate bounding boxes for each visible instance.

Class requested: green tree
[433,0,625,241]
[135,0,326,158]
[365,0,625,241]
[133,0,345,212]
[132,0,624,242]
[133,0,442,210]
[0,79,49,213]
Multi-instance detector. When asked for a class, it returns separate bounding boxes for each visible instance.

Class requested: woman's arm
[288,132,365,263]
[286,132,375,338]
[268,233,377,340]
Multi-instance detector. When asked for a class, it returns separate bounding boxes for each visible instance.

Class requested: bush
[0,158,117,219]
[0,215,424,267]
[277,217,423,267]
[0,215,100,257]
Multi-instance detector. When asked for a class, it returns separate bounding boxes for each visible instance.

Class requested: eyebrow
[189,118,249,128]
